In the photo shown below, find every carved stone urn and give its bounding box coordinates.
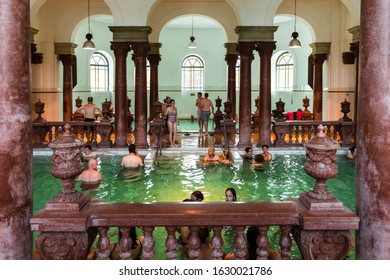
[47,123,89,212]
[300,124,342,210]
[34,99,46,122]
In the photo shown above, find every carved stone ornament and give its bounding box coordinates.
[48,124,85,204]
[303,125,340,200]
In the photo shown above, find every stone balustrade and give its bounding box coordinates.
[32,121,114,148]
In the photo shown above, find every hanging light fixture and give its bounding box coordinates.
[289,0,301,48]
[188,17,197,49]
[83,0,95,50]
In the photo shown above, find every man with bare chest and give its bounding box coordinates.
[200,92,214,134]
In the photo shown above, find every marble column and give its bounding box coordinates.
[256,42,276,147]
[310,43,330,121]
[224,43,238,120]
[235,42,255,148]
[356,0,390,260]
[55,43,77,122]
[0,0,32,259]
[348,25,360,122]
[132,42,151,149]
[148,43,162,121]
[110,42,131,147]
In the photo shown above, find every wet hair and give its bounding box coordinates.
[191,191,204,202]
[254,154,265,163]
[225,187,237,201]
[129,144,136,154]
[222,150,230,159]
[245,147,253,153]
[87,96,93,102]
[170,99,175,103]
[262,144,269,149]
[85,144,92,151]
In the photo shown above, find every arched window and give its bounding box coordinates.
[276,52,293,91]
[181,55,204,91]
[90,52,109,91]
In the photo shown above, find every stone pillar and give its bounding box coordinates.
[310,43,330,121]
[235,42,255,148]
[348,26,360,122]
[148,43,162,121]
[356,0,390,260]
[110,41,131,147]
[224,43,238,120]
[0,0,32,259]
[256,41,276,147]
[55,43,77,122]
[132,41,151,149]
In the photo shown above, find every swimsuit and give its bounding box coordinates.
[201,111,210,121]
[167,110,177,122]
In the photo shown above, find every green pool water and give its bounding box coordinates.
[32,153,356,259]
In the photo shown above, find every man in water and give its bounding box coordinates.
[121,144,144,168]
[199,92,214,134]
[76,158,102,189]
[203,147,220,163]
[261,144,272,161]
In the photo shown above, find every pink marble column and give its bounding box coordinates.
[356,0,390,260]
[311,54,327,121]
[224,43,238,120]
[147,48,161,120]
[256,42,276,147]
[111,42,131,147]
[132,42,150,149]
[236,42,256,148]
[58,54,76,122]
[0,0,32,259]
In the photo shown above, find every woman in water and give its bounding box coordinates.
[225,187,237,202]
[166,99,178,147]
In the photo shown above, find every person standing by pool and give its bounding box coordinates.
[195,92,203,133]
[261,144,272,161]
[121,144,144,168]
[166,99,178,147]
[200,92,214,134]
[77,96,102,121]
[76,158,102,189]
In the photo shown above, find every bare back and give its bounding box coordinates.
[200,98,213,112]
[121,154,144,168]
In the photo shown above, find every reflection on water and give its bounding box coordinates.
[33,153,356,259]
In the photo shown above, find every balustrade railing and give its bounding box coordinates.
[272,120,355,147]
[32,121,114,148]
[30,200,358,260]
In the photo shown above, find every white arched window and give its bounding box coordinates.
[276,52,294,91]
[90,52,109,91]
[181,55,204,91]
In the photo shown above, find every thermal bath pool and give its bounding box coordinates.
[33,152,356,259]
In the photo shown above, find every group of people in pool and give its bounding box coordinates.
[243,144,272,170]
[178,188,280,260]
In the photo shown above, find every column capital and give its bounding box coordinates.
[235,26,278,42]
[58,54,76,66]
[256,41,276,57]
[30,27,39,44]
[110,41,131,57]
[236,42,256,57]
[131,42,151,57]
[148,43,162,55]
[54,43,78,55]
[348,25,360,43]
[311,53,327,65]
[224,43,238,55]
[310,42,331,55]
[109,26,152,43]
